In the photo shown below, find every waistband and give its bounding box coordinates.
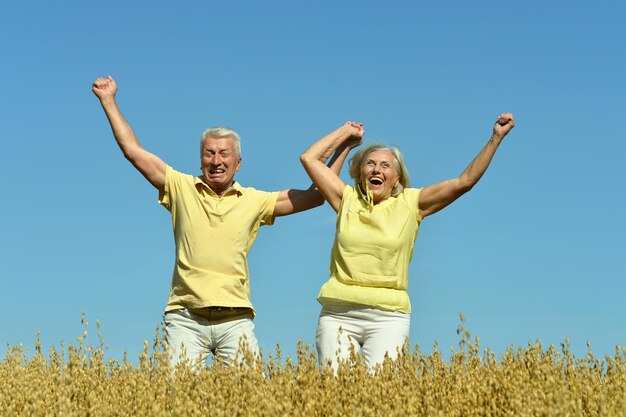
[186,306,253,322]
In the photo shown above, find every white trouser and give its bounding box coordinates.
[316,303,410,370]
[163,308,259,369]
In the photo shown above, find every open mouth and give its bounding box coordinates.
[368,177,383,186]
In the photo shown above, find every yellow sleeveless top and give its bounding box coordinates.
[317,184,422,313]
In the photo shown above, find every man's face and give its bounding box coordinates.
[200,136,241,195]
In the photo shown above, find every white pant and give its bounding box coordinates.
[163,308,259,369]
[316,303,410,370]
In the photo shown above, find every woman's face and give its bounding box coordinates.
[360,150,400,204]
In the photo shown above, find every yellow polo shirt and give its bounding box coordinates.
[159,166,278,314]
[317,184,422,313]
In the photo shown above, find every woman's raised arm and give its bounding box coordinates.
[419,113,515,218]
[300,122,364,212]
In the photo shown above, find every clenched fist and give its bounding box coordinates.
[92,76,117,101]
[493,112,515,139]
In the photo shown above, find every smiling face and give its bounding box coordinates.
[200,136,241,195]
[360,150,401,204]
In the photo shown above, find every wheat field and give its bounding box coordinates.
[1,316,624,417]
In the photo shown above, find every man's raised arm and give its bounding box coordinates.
[274,122,362,217]
[92,76,166,191]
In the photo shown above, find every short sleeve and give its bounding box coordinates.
[337,184,355,211]
[158,165,181,211]
[342,184,355,199]
[402,187,423,222]
[256,189,280,226]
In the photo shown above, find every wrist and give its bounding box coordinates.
[490,133,504,143]
[98,96,117,106]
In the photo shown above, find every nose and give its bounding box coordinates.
[210,154,222,165]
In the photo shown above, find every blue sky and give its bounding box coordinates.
[2,0,624,363]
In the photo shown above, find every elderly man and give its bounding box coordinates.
[92,76,352,367]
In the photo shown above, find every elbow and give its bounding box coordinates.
[312,190,325,207]
[301,187,325,208]
[122,145,144,165]
[299,153,311,167]
[300,152,319,169]
[454,177,476,196]
[459,181,476,194]
[279,188,324,216]
[123,148,139,164]
[457,174,481,194]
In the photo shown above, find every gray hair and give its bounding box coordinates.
[348,143,411,196]
[200,126,242,158]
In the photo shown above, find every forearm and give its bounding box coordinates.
[98,96,143,159]
[419,135,503,217]
[297,145,349,210]
[273,187,324,217]
[299,123,361,212]
[419,114,514,218]
[97,95,167,190]
[458,134,504,188]
[300,125,352,169]
[326,144,352,176]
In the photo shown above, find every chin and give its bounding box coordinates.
[208,180,226,188]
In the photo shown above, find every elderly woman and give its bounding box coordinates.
[300,114,515,369]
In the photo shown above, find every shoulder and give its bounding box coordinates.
[160,166,196,208]
[234,183,279,203]
[399,187,421,200]
[235,183,274,196]
[343,184,356,196]
[338,184,357,209]
[164,165,195,183]
[163,166,197,191]
[398,187,423,221]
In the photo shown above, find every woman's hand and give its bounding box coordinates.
[343,121,364,149]
[92,76,118,101]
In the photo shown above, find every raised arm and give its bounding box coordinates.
[273,124,359,217]
[92,76,166,191]
[418,113,515,219]
[298,122,364,212]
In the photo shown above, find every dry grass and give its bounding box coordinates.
[1,315,624,417]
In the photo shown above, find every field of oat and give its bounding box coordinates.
[2,316,624,417]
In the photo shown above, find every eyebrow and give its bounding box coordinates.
[365,158,392,164]
[203,147,233,153]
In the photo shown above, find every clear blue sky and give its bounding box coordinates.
[2,0,624,363]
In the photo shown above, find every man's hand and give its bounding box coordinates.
[493,112,515,139]
[92,76,117,101]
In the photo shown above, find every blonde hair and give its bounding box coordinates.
[348,143,411,195]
